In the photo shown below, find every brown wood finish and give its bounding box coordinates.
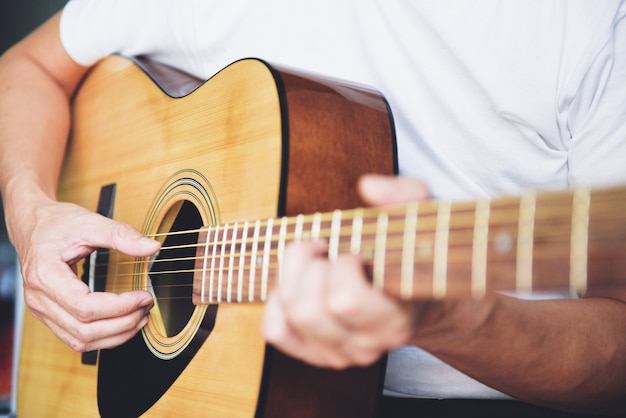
[256,65,395,418]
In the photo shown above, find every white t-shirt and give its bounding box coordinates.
[60,0,626,400]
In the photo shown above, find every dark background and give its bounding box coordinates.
[0,1,66,52]
[0,0,67,413]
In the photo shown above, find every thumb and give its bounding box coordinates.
[357,174,430,207]
[84,215,161,257]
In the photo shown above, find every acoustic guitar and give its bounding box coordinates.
[16,55,626,417]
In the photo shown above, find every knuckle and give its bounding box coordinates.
[22,268,42,291]
[343,341,381,367]
[289,305,319,329]
[263,325,285,345]
[277,292,314,327]
[351,351,380,367]
[325,292,358,319]
[358,342,384,363]
[128,314,146,334]
[72,300,95,323]
[68,323,98,351]
[324,355,351,370]
[66,335,90,352]
[110,222,137,243]
[338,335,386,368]
[23,290,38,310]
[105,332,134,350]
[25,306,44,323]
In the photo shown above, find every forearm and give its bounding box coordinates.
[413,295,626,415]
[0,49,70,200]
[0,52,71,253]
[0,12,88,251]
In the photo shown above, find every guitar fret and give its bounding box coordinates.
[295,214,304,240]
[570,188,591,294]
[227,223,238,303]
[329,210,343,261]
[209,225,221,302]
[350,208,364,254]
[217,224,228,303]
[261,218,274,301]
[237,221,249,303]
[277,217,288,284]
[373,212,389,290]
[516,192,536,292]
[471,200,490,298]
[200,226,212,304]
[401,202,418,299]
[312,212,322,240]
[249,220,261,302]
[433,202,451,299]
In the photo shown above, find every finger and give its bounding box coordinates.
[263,291,356,368]
[36,258,154,321]
[323,252,374,327]
[24,261,154,350]
[283,257,347,343]
[82,314,149,350]
[278,240,327,300]
[35,298,151,352]
[325,254,412,347]
[262,291,304,349]
[262,240,314,344]
[265,241,356,367]
[71,214,160,258]
[357,174,430,207]
[24,274,152,352]
[274,241,346,343]
[66,289,155,323]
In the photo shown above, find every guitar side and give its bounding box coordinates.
[17,56,397,417]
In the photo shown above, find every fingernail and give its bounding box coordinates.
[140,237,161,247]
[139,316,149,329]
[141,298,154,311]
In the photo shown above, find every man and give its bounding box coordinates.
[1,1,626,416]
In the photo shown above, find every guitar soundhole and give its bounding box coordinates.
[148,200,201,337]
[98,197,216,417]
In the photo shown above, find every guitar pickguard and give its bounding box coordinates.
[97,307,217,418]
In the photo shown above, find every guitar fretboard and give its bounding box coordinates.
[191,186,626,305]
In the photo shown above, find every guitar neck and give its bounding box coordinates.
[192,185,626,304]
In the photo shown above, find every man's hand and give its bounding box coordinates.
[11,197,160,352]
[262,174,431,368]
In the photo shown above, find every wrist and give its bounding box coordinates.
[2,173,56,248]
[408,297,497,353]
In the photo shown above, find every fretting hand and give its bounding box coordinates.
[262,174,433,368]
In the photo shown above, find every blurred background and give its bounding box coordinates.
[1,1,67,415]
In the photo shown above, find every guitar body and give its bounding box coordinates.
[17,56,396,417]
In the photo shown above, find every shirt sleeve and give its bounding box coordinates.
[59,0,184,66]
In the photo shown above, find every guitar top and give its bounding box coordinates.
[18,55,395,417]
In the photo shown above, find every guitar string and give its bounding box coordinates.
[87,218,606,272]
[83,192,622,297]
[86,225,594,296]
[90,196,595,276]
[129,188,597,252]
